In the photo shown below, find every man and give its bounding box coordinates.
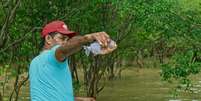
[29,20,117,101]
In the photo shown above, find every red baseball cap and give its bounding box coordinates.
[41,20,77,38]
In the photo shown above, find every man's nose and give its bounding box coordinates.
[62,41,67,45]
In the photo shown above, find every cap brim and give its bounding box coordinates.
[57,29,77,38]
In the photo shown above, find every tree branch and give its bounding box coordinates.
[0,27,41,53]
[0,0,21,48]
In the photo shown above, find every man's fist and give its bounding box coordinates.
[99,40,117,55]
[87,31,110,47]
[82,97,96,101]
[84,32,117,55]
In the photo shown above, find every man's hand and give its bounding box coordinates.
[86,31,110,48]
[100,42,117,55]
[75,97,96,101]
[86,31,117,55]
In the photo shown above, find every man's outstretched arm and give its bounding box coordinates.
[55,32,110,62]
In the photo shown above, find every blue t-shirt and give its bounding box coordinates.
[29,45,74,101]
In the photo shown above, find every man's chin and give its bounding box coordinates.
[52,44,60,47]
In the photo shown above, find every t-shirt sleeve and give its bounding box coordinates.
[47,45,67,66]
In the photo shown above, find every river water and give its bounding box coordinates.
[1,68,201,101]
[97,68,201,101]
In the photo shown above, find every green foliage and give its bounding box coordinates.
[73,81,81,95]
[161,51,200,79]
[1,0,201,99]
[161,50,201,95]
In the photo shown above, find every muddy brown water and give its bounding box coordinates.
[1,68,201,101]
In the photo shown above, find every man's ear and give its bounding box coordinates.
[45,35,53,45]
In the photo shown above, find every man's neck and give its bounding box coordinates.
[42,43,52,51]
